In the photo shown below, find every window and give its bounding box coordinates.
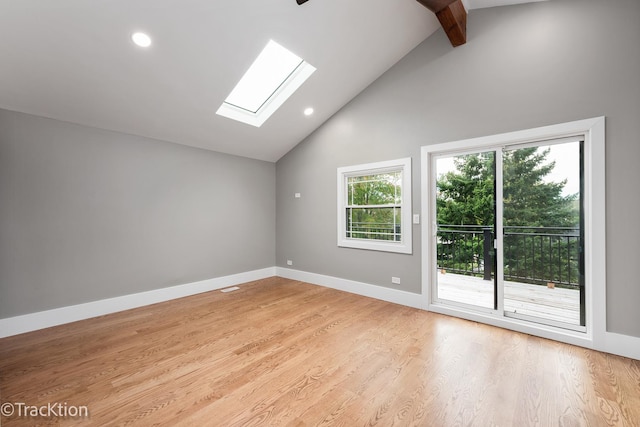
[216,40,316,127]
[337,158,412,254]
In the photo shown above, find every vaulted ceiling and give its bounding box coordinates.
[0,0,545,162]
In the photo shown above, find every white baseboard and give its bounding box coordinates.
[276,267,423,309]
[0,267,276,338]
[599,331,640,361]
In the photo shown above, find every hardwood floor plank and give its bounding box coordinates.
[1,277,639,426]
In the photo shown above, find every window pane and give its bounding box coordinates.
[347,171,401,206]
[338,157,411,254]
[503,140,583,326]
[346,207,401,241]
[435,151,496,310]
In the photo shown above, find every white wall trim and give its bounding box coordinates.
[276,267,423,309]
[426,302,594,348]
[0,267,276,338]
[601,331,640,361]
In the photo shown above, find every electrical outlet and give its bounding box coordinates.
[392,277,401,285]
[287,260,293,266]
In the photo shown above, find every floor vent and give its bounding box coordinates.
[220,286,240,293]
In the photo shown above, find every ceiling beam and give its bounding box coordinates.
[416,0,467,47]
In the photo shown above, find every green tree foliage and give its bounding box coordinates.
[502,148,577,228]
[437,148,578,228]
[436,152,495,226]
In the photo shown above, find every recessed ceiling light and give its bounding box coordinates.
[216,40,316,127]
[304,107,314,116]
[131,32,152,48]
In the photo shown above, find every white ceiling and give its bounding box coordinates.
[464,0,547,9]
[0,0,545,162]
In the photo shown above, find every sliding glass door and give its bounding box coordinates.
[432,138,585,331]
[435,151,496,311]
[502,139,584,329]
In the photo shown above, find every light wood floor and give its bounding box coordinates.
[1,277,639,426]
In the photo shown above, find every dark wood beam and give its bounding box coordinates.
[416,0,467,47]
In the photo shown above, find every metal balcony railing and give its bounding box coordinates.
[437,224,582,289]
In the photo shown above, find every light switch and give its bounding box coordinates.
[413,214,420,224]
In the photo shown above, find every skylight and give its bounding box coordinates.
[216,40,316,127]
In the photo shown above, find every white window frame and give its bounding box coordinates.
[216,40,316,127]
[421,117,606,349]
[337,157,412,254]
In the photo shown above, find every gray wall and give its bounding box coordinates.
[276,0,640,338]
[0,109,275,318]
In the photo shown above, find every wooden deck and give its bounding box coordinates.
[437,272,581,325]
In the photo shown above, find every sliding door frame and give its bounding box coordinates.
[421,117,606,349]
[431,149,498,314]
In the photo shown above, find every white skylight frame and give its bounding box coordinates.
[216,40,316,127]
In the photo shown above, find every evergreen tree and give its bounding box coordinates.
[502,147,577,228]
[437,152,495,227]
[436,148,578,228]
